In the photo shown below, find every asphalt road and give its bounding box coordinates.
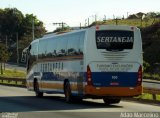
[0,85,160,118]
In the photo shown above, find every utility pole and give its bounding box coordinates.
[95,14,97,22]
[88,18,90,26]
[127,12,129,18]
[103,15,106,21]
[85,19,87,27]
[116,18,118,25]
[16,32,19,65]
[32,17,35,40]
[80,23,82,29]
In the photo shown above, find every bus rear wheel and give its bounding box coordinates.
[103,97,121,105]
[64,82,73,103]
[34,80,43,97]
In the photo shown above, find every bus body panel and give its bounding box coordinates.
[84,25,142,97]
[26,25,143,99]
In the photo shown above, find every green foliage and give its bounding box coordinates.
[143,60,150,72]
[53,26,71,33]
[90,18,160,28]
[0,8,24,35]
[136,93,160,101]
[0,43,10,62]
[143,73,160,80]
[0,43,10,74]
[0,7,46,63]
[0,69,26,78]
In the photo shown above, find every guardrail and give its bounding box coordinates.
[0,77,159,100]
[142,79,160,100]
[0,77,26,87]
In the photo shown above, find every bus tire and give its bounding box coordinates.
[64,81,73,103]
[34,80,43,97]
[103,97,121,105]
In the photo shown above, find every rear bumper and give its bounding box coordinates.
[85,85,142,97]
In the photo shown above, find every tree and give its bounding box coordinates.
[1,8,24,38]
[22,14,46,38]
[0,7,46,63]
[0,43,10,74]
[53,26,70,33]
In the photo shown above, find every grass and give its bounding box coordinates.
[143,73,160,80]
[0,80,24,85]
[135,93,160,101]
[0,69,26,78]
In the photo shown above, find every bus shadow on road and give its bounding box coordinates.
[0,95,123,112]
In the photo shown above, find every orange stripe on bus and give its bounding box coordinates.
[85,86,142,97]
[40,82,63,89]
[27,81,78,91]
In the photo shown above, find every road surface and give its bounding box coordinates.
[0,85,160,118]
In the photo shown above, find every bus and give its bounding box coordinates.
[25,25,143,104]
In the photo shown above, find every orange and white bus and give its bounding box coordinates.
[26,25,143,104]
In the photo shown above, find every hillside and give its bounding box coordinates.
[141,22,160,72]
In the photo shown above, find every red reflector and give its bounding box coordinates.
[87,65,92,85]
[96,25,99,30]
[137,65,142,86]
[131,27,135,31]
[110,82,119,86]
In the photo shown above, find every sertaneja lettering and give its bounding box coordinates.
[97,36,133,43]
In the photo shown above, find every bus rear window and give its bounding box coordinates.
[96,30,134,51]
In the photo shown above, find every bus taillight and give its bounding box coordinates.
[96,25,99,30]
[131,26,135,31]
[87,65,92,85]
[137,65,142,86]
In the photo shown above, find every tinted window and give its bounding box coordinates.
[67,33,80,56]
[47,37,58,57]
[29,41,38,67]
[56,36,68,57]
[96,30,134,51]
[39,39,47,59]
[79,31,85,54]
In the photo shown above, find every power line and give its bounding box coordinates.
[53,22,66,29]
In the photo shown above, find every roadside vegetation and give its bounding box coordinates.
[0,69,26,78]
[135,93,160,101]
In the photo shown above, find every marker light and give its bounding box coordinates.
[87,65,92,85]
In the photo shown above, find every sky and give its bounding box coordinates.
[0,0,160,32]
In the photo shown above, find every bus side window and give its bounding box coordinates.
[53,63,55,71]
[47,37,58,58]
[67,33,80,56]
[39,39,47,59]
[61,63,63,70]
[79,31,85,55]
[56,37,68,57]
